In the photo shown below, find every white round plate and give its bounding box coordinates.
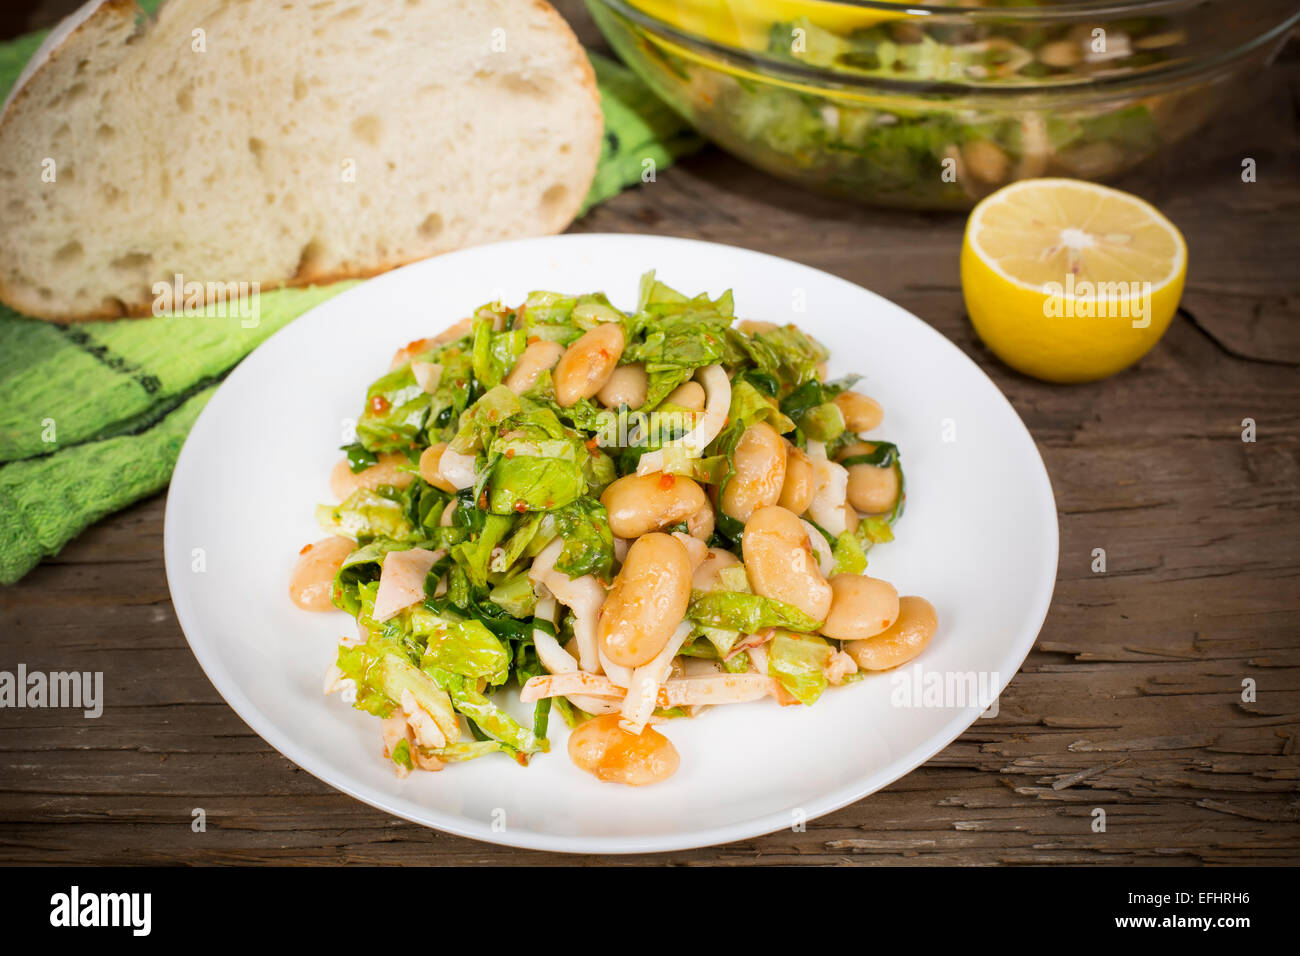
[165,234,1057,854]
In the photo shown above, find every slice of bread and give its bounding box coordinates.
[0,0,603,321]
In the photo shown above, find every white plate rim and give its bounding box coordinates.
[164,233,1059,855]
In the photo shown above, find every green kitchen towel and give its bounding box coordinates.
[0,10,703,584]
[0,388,215,583]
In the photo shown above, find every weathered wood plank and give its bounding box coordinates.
[0,1,1296,865]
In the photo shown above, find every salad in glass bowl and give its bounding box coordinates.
[588,0,1300,208]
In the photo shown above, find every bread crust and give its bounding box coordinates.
[0,0,605,323]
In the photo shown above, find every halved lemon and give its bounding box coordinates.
[961,178,1187,384]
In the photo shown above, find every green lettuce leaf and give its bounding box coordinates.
[722,650,750,673]
[425,740,519,762]
[485,454,585,514]
[411,605,511,686]
[779,376,859,443]
[832,530,869,576]
[356,365,431,452]
[569,293,627,331]
[695,624,742,658]
[753,325,829,388]
[767,631,835,705]
[317,487,417,542]
[330,539,413,616]
[336,643,459,742]
[428,668,543,755]
[391,738,413,769]
[449,511,514,589]
[471,316,527,389]
[449,384,521,454]
[488,570,538,618]
[687,589,823,633]
[637,271,735,321]
[340,441,378,473]
[552,497,615,580]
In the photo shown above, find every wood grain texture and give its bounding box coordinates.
[0,3,1297,865]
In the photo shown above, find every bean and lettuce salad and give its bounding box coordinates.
[291,272,923,785]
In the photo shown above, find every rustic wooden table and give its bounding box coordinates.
[1,3,1297,866]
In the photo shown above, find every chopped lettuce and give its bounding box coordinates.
[832,530,869,576]
[340,441,378,473]
[779,376,857,443]
[722,650,751,674]
[356,365,431,452]
[336,644,460,741]
[449,385,521,454]
[449,511,513,589]
[471,315,527,389]
[486,454,585,514]
[552,497,616,580]
[694,624,741,658]
[520,290,581,343]
[767,631,835,706]
[317,487,417,542]
[428,669,543,755]
[488,571,537,618]
[425,630,510,689]
[688,589,824,633]
[752,325,829,388]
[391,738,413,770]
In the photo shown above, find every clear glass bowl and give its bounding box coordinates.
[588,0,1300,209]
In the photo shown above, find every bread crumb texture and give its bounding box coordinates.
[0,0,603,320]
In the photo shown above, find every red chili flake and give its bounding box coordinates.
[527,336,541,346]
[514,501,529,513]
[298,543,313,555]
[584,437,599,452]
[369,395,391,415]
[657,473,676,491]
[478,491,488,509]
[505,448,516,459]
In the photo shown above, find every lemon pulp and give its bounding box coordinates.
[961,178,1187,384]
